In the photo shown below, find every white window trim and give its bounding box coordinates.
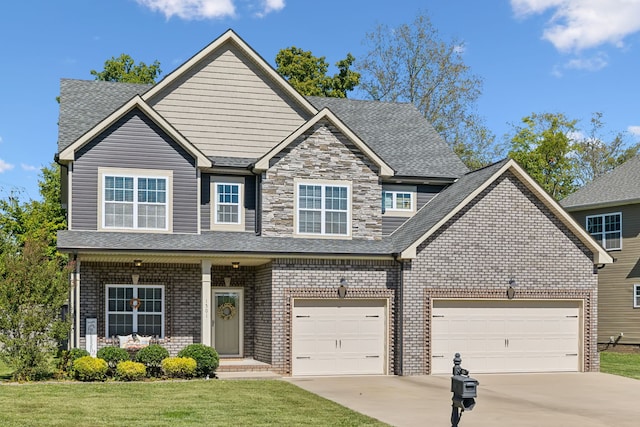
[211,176,245,231]
[634,284,640,309]
[294,179,352,238]
[98,168,173,232]
[105,284,165,338]
[382,186,417,218]
[585,212,622,251]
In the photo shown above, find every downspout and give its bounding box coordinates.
[75,257,81,350]
[255,173,262,236]
[393,254,404,375]
[69,253,78,349]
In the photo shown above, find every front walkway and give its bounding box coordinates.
[288,373,640,427]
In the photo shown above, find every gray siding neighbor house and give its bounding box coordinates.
[561,155,640,349]
[56,29,612,376]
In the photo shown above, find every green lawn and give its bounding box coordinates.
[600,351,640,380]
[0,379,388,426]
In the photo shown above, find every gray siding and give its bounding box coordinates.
[72,110,198,233]
[382,184,445,235]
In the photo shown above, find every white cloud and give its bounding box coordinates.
[0,159,14,173]
[511,0,640,52]
[21,163,38,172]
[551,52,608,77]
[256,0,285,17]
[135,0,236,20]
[628,125,640,136]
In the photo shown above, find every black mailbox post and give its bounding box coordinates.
[450,353,479,427]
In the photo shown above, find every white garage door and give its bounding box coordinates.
[431,300,580,374]
[292,299,386,376]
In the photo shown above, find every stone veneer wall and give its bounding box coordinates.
[78,262,201,355]
[210,266,256,357]
[261,123,383,240]
[401,172,599,375]
[270,258,399,375]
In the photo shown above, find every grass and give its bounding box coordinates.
[0,379,388,426]
[600,351,640,380]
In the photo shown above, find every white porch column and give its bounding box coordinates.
[201,259,212,346]
[75,263,81,349]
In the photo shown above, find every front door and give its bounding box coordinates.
[212,288,243,357]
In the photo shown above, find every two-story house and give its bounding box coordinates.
[561,155,640,350]
[56,29,612,376]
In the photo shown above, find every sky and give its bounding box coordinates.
[1,0,640,201]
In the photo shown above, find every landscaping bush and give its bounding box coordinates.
[73,356,108,382]
[161,357,197,379]
[135,344,169,377]
[97,346,129,374]
[57,348,90,377]
[177,344,219,378]
[115,360,146,381]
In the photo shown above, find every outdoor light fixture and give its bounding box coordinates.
[338,278,348,298]
[232,262,240,269]
[133,259,143,267]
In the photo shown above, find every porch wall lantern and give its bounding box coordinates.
[338,278,348,298]
[231,262,240,269]
[133,259,143,268]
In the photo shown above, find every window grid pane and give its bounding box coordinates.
[216,183,241,224]
[107,286,163,337]
[298,184,348,235]
[104,175,167,230]
[587,213,621,250]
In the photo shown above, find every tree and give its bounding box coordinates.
[357,11,494,169]
[275,47,360,98]
[0,238,71,381]
[506,112,578,200]
[572,112,640,187]
[90,53,161,84]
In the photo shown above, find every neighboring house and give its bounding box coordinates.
[56,29,612,376]
[561,155,640,349]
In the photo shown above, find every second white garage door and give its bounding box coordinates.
[292,299,386,376]
[431,300,581,374]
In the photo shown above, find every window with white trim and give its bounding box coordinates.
[586,212,622,250]
[106,285,164,337]
[297,182,349,236]
[634,285,640,308]
[215,183,241,224]
[383,190,413,212]
[102,174,168,230]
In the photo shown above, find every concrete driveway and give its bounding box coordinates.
[288,373,640,426]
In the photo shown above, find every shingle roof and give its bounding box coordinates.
[307,96,468,179]
[390,159,509,252]
[560,155,640,209]
[58,79,150,152]
[57,230,393,255]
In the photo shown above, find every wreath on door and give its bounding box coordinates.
[217,302,237,320]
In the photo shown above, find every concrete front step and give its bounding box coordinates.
[217,358,274,372]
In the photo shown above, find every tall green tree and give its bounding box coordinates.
[506,112,578,200]
[90,53,161,84]
[275,47,360,98]
[0,238,71,381]
[573,112,640,187]
[357,11,495,169]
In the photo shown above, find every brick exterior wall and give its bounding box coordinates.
[270,258,399,375]
[78,262,201,355]
[400,172,599,374]
[254,263,273,364]
[261,123,383,240]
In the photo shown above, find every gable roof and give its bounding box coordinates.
[560,154,640,210]
[392,159,613,265]
[58,95,211,167]
[308,96,468,179]
[253,107,394,177]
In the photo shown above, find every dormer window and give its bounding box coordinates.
[296,181,351,237]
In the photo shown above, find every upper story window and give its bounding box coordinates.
[211,177,245,231]
[297,181,350,236]
[383,190,413,212]
[106,285,164,338]
[635,285,640,308]
[586,212,622,250]
[100,168,172,231]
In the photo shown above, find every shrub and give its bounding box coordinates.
[73,356,108,382]
[177,344,219,378]
[135,344,169,377]
[116,360,146,381]
[97,346,129,374]
[162,357,197,379]
[57,348,90,377]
